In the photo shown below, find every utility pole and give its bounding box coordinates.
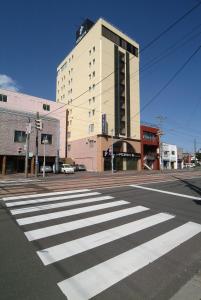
[111,129,114,173]
[155,115,166,171]
[25,118,31,178]
[194,138,197,165]
[35,112,39,177]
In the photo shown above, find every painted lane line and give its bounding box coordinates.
[25,206,149,241]
[6,192,100,207]
[16,200,129,226]
[37,213,174,265]
[130,184,201,200]
[57,221,201,300]
[10,196,114,215]
[2,189,90,201]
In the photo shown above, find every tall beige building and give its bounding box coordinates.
[56,18,141,171]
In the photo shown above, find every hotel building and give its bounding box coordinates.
[56,18,141,171]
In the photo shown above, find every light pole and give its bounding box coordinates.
[42,137,48,178]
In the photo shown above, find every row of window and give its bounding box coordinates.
[89,84,95,91]
[14,131,52,144]
[89,59,95,67]
[67,123,95,137]
[88,109,95,117]
[0,94,7,102]
[102,25,138,57]
[89,46,95,55]
[89,97,95,105]
[89,71,95,80]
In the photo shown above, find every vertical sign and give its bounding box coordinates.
[102,113,106,134]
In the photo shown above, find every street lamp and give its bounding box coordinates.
[42,137,48,178]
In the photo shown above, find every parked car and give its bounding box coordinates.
[61,164,75,174]
[40,165,53,173]
[77,164,86,171]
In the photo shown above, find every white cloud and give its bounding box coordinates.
[0,74,20,91]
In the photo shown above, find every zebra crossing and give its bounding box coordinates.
[2,188,201,300]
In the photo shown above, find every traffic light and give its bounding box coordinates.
[35,119,43,130]
[17,147,23,154]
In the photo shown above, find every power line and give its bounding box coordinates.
[133,44,201,117]
[42,2,201,118]
[140,1,201,52]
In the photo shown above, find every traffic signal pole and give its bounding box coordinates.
[35,112,39,177]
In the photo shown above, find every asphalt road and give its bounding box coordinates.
[0,176,201,300]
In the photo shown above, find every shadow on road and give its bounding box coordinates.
[172,176,201,205]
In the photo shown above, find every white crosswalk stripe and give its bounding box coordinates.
[5,188,201,300]
[10,195,114,215]
[25,206,149,241]
[16,200,129,225]
[37,212,175,265]
[2,188,90,201]
[5,191,100,207]
[57,222,201,300]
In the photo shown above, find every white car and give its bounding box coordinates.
[61,164,75,174]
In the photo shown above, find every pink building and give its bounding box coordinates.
[0,89,67,174]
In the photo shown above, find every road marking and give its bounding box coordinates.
[16,200,129,225]
[130,185,201,200]
[10,196,114,215]
[37,213,174,265]
[57,221,201,300]
[6,192,100,207]
[25,206,149,241]
[2,189,90,201]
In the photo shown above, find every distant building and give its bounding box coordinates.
[56,18,141,171]
[140,125,160,170]
[0,89,66,174]
[161,143,177,169]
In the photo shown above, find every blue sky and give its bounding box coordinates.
[0,0,201,152]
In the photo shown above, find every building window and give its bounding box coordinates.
[88,111,91,117]
[92,71,95,77]
[92,109,95,116]
[89,98,91,105]
[93,46,95,52]
[93,58,95,65]
[172,151,175,155]
[67,144,71,151]
[43,104,50,111]
[89,62,92,68]
[14,131,26,143]
[89,86,91,91]
[89,49,91,55]
[92,84,95,89]
[41,134,52,144]
[92,96,95,103]
[89,74,92,80]
[67,131,71,138]
[89,123,94,133]
[0,94,7,102]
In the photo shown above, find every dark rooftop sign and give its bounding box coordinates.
[76,19,94,44]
